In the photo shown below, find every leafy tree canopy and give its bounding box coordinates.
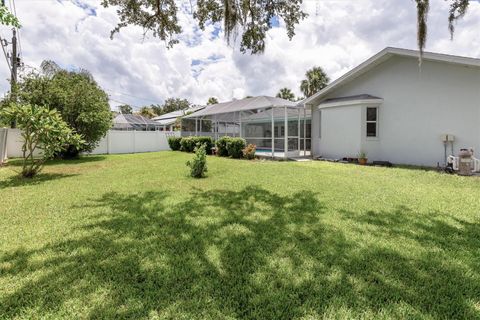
[137,106,158,118]
[300,66,329,98]
[276,87,295,101]
[0,6,20,28]
[13,61,112,155]
[207,97,219,105]
[101,0,307,54]
[153,97,191,116]
[118,104,133,114]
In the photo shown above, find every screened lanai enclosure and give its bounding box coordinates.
[182,96,311,159]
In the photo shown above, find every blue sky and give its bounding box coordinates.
[1,0,480,110]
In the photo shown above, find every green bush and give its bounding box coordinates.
[243,144,256,160]
[227,138,246,159]
[186,145,208,178]
[167,136,182,151]
[17,63,112,157]
[180,137,196,152]
[215,136,231,157]
[180,136,213,153]
[194,136,214,154]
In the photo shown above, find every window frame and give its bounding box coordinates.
[366,106,379,139]
[318,109,322,139]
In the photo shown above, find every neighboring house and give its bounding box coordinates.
[113,114,162,131]
[304,47,480,167]
[152,106,205,131]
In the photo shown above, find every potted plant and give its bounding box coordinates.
[357,151,368,165]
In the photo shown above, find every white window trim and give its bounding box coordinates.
[318,109,322,139]
[366,106,379,140]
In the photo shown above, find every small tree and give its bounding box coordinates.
[118,104,133,114]
[15,63,112,157]
[1,104,83,178]
[186,144,208,178]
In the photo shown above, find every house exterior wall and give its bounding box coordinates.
[311,56,480,166]
[314,105,362,159]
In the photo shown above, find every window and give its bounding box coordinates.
[366,107,378,137]
[318,110,322,138]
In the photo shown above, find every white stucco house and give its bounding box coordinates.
[304,47,480,167]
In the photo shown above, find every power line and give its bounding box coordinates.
[0,35,12,74]
[108,97,143,110]
[104,88,161,104]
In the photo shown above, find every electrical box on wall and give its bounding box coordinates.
[441,134,455,142]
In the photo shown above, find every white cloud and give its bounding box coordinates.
[1,0,480,109]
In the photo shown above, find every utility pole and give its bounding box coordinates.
[10,28,17,101]
[9,28,17,128]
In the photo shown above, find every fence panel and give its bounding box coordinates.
[89,130,179,155]
[5,129,179,158]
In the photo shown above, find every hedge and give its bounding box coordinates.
[226,138,246,158]
[180,136,214,154]
[215,136,230,157]
[167,136,182,151]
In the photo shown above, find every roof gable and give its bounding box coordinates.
[304,47,480,106]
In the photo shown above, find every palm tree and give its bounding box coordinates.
[276,88,296,101]
[207,97,219,105]
[300,66,330,98]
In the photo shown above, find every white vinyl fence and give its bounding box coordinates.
[89,130,179,155]
[5,129,179,158]
[0,128,8,164]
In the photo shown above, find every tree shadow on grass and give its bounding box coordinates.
[0,172,78,189]
[45,155,108,166]
[0,188,479,319]
[4,155,107,168]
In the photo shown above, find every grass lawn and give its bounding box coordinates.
[1,151,479,319]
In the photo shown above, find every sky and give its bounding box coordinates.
[1,0,480,111]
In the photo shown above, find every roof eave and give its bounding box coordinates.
[318,98,383,109]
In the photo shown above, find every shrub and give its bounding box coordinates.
[243,144,256,160]
[227,138,246,159]
[180,136,196,152]
[168,136,182,151]
[180,136,213,153]
[194,136,214,154]
[186,144,208,178]
[17,64,112,157]
[216,136,231,157]
[0,104,83,178]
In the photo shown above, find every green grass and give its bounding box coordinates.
[1,152,479,319]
